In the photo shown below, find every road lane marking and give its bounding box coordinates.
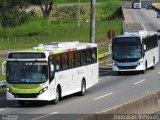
[30,112,59,120]
[132,10,147,31]
[106,76,111,78]
[0,109,5,112]
[99,76,111,81]
[93,93,113,101]
[0,97,6,100]
[158,71,160,74]
[133,79,145,85]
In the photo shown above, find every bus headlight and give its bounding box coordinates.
[39,86,48,95]
[137,62,141,66]
[7,88,13,94]
[113,62,118,67]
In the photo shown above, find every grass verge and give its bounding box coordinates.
[0,19,122,50]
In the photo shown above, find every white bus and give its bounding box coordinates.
[4,42,98,105]
[112,31,159,74]
[132,0,141,9]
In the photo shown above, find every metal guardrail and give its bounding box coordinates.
[0,80,5,90]
[152,5,160,12]
[98,51,111,59]
[98,44,112,59]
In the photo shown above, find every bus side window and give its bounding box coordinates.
[92,48,97,63]
[68,52,75,68]
[86,50,92,64]
[54,54,62,71]
[62,53,68,70]
[74,51,80,67]
[155,35,158,47]
[80,51,86,66]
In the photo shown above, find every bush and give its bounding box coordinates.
[96,1,122,21]
[52,5,86,23]
[1,9,30,28]
[0,0,31,28]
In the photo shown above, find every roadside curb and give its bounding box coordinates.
[80,91,160,120]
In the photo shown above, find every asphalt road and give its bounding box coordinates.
[131,8,160,31]
[1,8,160,120]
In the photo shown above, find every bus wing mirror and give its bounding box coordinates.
[2,61,6,75]
[50,65,55,80]
[144,45,146,50]
[50,65,54,72]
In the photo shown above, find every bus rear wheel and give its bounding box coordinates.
[151,57,155,70]
[79,80,86,96]
[145,61,147,71]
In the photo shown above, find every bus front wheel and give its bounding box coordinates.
[18,100,26,106]
[53,88,60,104]
[117,71,122,75]
[142,61,147,74]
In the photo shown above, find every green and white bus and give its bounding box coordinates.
[4,42,98,105]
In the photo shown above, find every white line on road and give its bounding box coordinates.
[99,76,111,81]
[30,112,59,120]
[0,109,5,112]
[132,10,147,31]
[158,71,160,74]
[106,76,111,78]
[0,97,6,100]
[133,79,145,85]
[93,93,113,101]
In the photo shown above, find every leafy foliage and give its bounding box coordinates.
[30,0,55,19]
[52,5,86,23]
[96,1,122,21]
[0,0,30,28]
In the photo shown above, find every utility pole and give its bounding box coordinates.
[78,0,81,28]
[90,0,96,43]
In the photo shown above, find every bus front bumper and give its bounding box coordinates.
[6,90,56,101]
[112,63,144,72]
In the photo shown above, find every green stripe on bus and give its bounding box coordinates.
[9,84,43,94]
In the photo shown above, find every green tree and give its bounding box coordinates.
[32,0,55,19]
[0,0,30,27]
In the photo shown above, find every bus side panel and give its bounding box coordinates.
[86,63,99,89]
[155,47,159,64]
[56,71,71,97]
[144,47,159,69]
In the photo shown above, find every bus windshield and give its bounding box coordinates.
[134,0,140,3]
[6,61,48,84]
[112,37,142,62]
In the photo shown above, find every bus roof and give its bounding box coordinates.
[115,31,157,38]
[10,42,97,54]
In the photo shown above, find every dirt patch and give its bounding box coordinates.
[0,51,10,59]
[97,39,112,49]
